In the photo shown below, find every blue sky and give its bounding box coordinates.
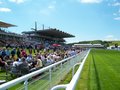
[0,0,120,43]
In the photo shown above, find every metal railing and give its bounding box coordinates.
[51,49,90,90]
[72,63,81,77]
[0,51,87,90]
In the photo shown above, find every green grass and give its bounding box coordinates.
[59,65,79,84]
[76,49,120,90]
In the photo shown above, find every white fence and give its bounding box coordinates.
[51,49,90,90]
[0,51,88,90]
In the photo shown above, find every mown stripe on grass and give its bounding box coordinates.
[76,49,120,90]
[91,51,101,90]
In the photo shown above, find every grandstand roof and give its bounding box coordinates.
[23,28,75,38]
[0,21,16,28]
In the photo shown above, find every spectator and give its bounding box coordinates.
[19,57,29,75]
[11,48,16,58]
[21,49,27,57]
[12,58,21,67]
[26,55,32,63]
[5,48,10,58]
[0,57,8,67]
[35,57,43,69]
[1,47,6,59]
[17,48,21,58]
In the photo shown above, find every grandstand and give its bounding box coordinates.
[22,28,75,44]
[0,21,75,48]
[0,21,23,47]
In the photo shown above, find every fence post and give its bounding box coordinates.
[72,63,81,77]
[49,68,52,89]
[60,63,63,79]
[24,79,28,90]
[61,63,63,70]
[72,65,75,77]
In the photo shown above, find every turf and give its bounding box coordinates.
[76,49,120,90]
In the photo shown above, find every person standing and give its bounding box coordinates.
[5,48,10,58]
[11,48,16,59]
[17,48,21,58]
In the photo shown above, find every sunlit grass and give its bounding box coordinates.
[76,49,120,90]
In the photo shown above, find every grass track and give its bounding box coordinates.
[76,49,120,90]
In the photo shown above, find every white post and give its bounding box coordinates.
[49,68,52,89]
[61,63,63,70]
[72,63,81,77]
[60,63,63,79]
[24,79,28,90]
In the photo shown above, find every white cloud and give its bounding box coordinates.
[112,2,120,6]
[79,0,102,4]
[114,17,120,20]
[104,35,118,41]
[0,8,11,12]
[9,0,25,4]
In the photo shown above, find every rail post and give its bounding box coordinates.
[72,63,81,77]
[24,79,28,90]
[49,68,52,89]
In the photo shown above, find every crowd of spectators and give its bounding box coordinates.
[0,46,80,77]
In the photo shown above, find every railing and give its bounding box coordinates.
[0,51,87,90]
[72,63,81,77]
[51,49,90,90]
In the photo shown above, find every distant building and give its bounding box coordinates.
[73,44,104,48]
[107,46,120,50]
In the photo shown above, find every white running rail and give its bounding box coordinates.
[51,49,90,90]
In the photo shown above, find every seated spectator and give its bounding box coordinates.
[30,57,43,72]
[35,57,43,69]
[0,57,8,68]
[40,54,47,66]
[3,56,12,65]
[12,58,22,67]
[64,53,68,59]
[46,56,54,65]
[26,54,33,63]
[11,60,20,75]
[19,57,29,75]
